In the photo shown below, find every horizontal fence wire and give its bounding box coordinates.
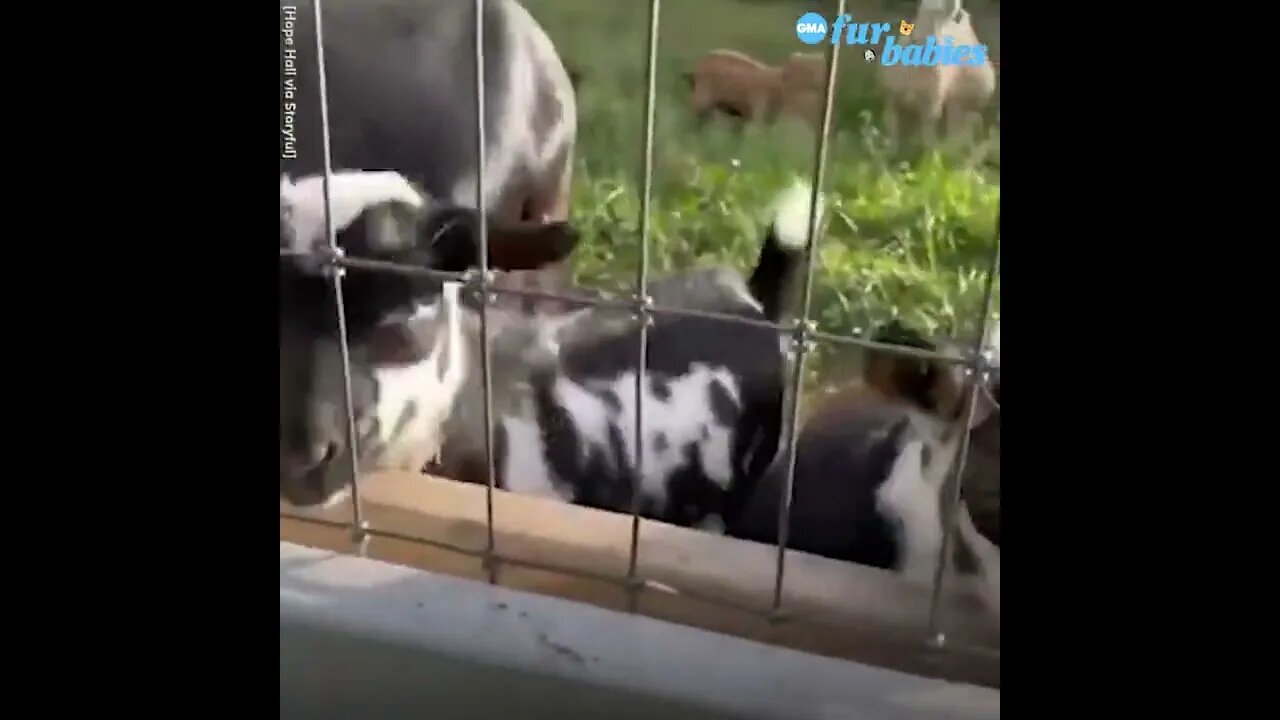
[281,247,983,366]
[290,0,999,672]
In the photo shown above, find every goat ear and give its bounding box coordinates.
[864,320,944,411]
[417,209,580,273]
[486,220,580,271]
[866,321,998,427]
[870,319,934,351]
[864,350,939,412]
[415,206,482,273]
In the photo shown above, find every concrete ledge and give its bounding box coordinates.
[281,541,1000,720]
[281,471,999,688]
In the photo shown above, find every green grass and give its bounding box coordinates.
[523,0,1001,386]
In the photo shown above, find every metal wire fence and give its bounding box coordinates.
[280,0,1001,665]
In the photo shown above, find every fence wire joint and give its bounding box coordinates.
[631,293,654,327]
[318,244,347,280]
[789,319,818,354]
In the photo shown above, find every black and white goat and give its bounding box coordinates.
[279,171,579,507]
[432,182,819,531]
[728,321,1001,617]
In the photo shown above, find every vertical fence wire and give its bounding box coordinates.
[770,0,847,614]
[310,0,367,541]
[926,217,1000,642]
[625,0,663,586]
[474,0,499,579]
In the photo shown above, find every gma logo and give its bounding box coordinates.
[796,19,826,35]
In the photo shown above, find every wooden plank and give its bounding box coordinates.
[280,471,999,689]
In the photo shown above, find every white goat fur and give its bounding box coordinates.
[281,171,469,500]
[876,402,999,618]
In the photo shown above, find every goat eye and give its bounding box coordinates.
[428,214,467,249]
